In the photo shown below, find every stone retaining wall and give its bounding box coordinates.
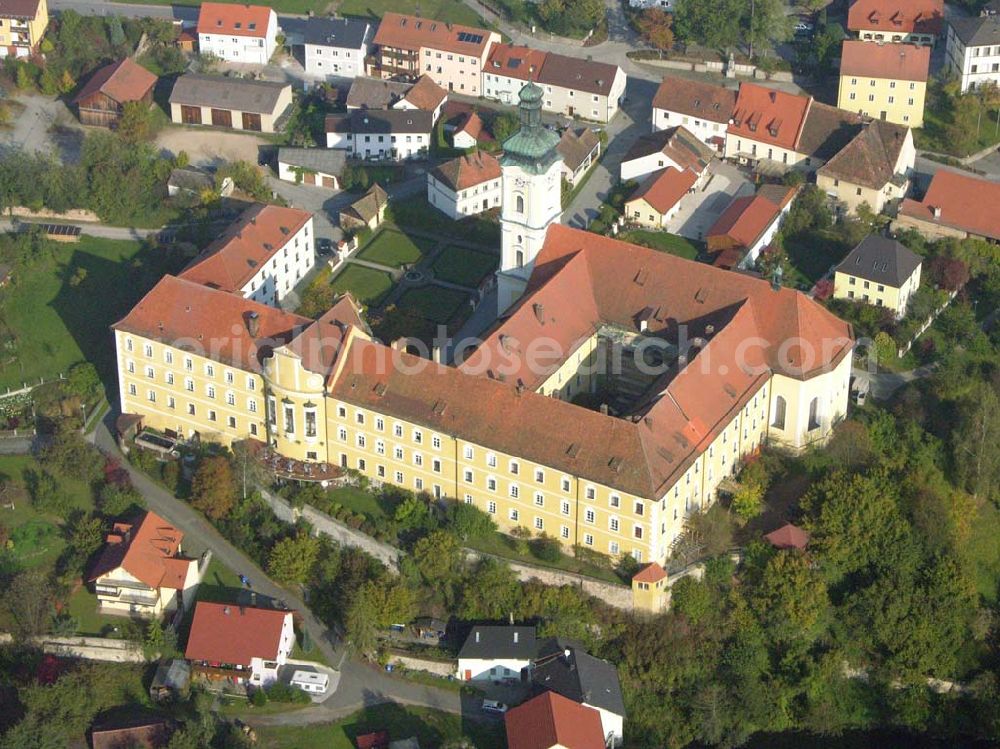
[388,652,456,678]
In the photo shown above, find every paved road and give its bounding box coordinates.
[0,218,160,240]
[853,364,937,402]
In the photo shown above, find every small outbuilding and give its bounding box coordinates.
[73,58,157,128]
[339,183,389,232]
[290,669,329,694]
[277,147,346,189]
[764,522,810,551]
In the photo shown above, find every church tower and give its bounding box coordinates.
[496,81,563,315]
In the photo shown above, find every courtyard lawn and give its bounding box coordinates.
[396,286,470,325]
[0,236,176,391]
[337,0,487,27]
[356,230,437,269]
[620,230,703,260]
[782,229,851,290]
[256,703,505,749]
[331,264,395,306]
[430,245,498,288]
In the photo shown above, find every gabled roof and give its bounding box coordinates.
[179,204,312,293]
[346,77,411,110]
[840,40,930,81]
[652,75,737,124]
[168,167,214,192]
[847,0,943,35]
[505,691,605,749]
[835,234,922,286]
[626,167,697,215]
[557,127,600,172]
[533,640,626,718]
[707,184,797,249]
[454,111,494,143]
[950,13,1000,47]
[91,719,173,749]
[284,294,367,386]
[112,275,310,373]
[169,74,290,115]
[796,101,865,162]
[399,75,448,112]
[300,16,369,48]
[632,561,667,583]
[88,511,193,590]
[764,522,810,550]
[278,146,347,176]
[458,626,537,660]
[197,2,274,38]
[326,108,434,135]
[342,183,389,224]
[538,51,621,97]
[486,43,547,81]
[373,12,496,56]
[729,82,811,151]
[185,602,291,667]
[432,151,501,191]
[623,125,714,174]
[0,0,42,19]
[818,119,910,190]
[898,169,1000,241]
[74,58,157,106]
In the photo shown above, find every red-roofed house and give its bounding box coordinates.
[186,602,294,687]
[73,58,157,127]
[88,511,203,618]
[179,203,315,306]
[451,111,493,149]
[895,169,1000,242]
[624,167,698,228]
[505,691,606,749]
[838,40,930,127]
[428,151,502,219]
[848,0,944,46]
[706,183,798,268]
[197,2,278,64]
[631,562,668,612]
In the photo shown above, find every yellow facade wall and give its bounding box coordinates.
[833,265,921,319]
[0,0,48,55]
[837,74,926,127]
[535,334,601,400]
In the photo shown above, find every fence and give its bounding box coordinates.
[897,289,958,358]
[0,374,67,402]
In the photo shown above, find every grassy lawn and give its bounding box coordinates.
[256,703,505,749]
[396,286,471,325]
[0,236,173,391]
[65,585,128,637]
[620,230,704,261]
[967,499,1000,604]
[338,0,487,27]
[914,84,1000,158]
[327,485,394,522]
[430,245,498,288]
[331,264,395,306]
[783,229,851,290]
[357,230,438,269]
[466,531,624,585]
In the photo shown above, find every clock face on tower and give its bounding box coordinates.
[514,176,527,188]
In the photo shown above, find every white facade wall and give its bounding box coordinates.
[738,200,793,268]
[198,12,277,64]
[328,131,430,160]
[248,612,294,686]
[767,352,852,453]
[620,151,689,182]
[484,68,626,123]
[427,174,502,219]
[239,218,315,306]
[304,39,367,78]
[946,24,1000,92]
[652,107,729,147]
[482,71,525,105]
[394,96,446,126]
[589,704,624,746]
[277,161,340,189]
[457,657,530,681]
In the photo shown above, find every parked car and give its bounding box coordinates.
[794,20,815,35]
[317,238,334,255]
[482,700,509,714]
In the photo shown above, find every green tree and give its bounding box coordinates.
[345,579,415,656]
[745,0,790,55]
[107,15,126,48]
[457,558,521,620]
[190,455,236,520]
[750,549,828,641]
[669,576,713,625]
[41,422,102,482]
[492,112,520,143]
[64,514,105,572]
[446,501,497,541]
[15,63,34,90]
[98,482,145,518]
[953,382,1000,502]
[267,534,321,585]
[66,361,101,402]
[117,100,157,143]
[4,569,53,637]
[26,469,73,518]
[636,8,674,56]
[731,482,764,522]
[673,0,743,51]
[411,530,462,587]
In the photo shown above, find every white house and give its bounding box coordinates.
[457,625,536,682]
[652,75,736,149]
[180,204,316,307]
[196,2,278,65]
[428,151,502,219]
[946,8,1000,92]
[392,75,448,125]
[706,183,798,269]
[185,602,294,687]
[87,511,203,618]
[300,17,371,79]
[325,109,433,160]
[619,125,714,182]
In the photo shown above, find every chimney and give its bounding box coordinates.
[705,324,715,337]
[475,631,480,643]
[513,631,519,643]
[533,303,545,325]
[247,311,260,337]
[600,403,609,415]
[678,353,688,367]
[769,90,776,102]
[563,648,572,659]
[515,380,525,396]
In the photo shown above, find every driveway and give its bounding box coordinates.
[666,162,753,240]
[156,128,268,168]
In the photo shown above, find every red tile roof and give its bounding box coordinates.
[898,169,1000,241]
[285,295,367,387]
[505,691,605,749]
[91,720,172,749]
[112,275,311,373]
[840,40,930,81]
[707,184,797,251]
[373,12,496,56]
[74,58,157,107]
[632,562,667,583]
[197,2,274,38]
[88,511,194,590]
[626,167,697,215]
[847,0,944,35]
[729,83,811,152]
[652,75,736,123]
[401,75,448,112]
[185,602,291,667]
[432,150,501,191]
[486,43,547,81]
[180,204,312,293]
[764,522,810,550]
[455,111,494,142]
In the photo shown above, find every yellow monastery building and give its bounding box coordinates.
[113,89,854,567]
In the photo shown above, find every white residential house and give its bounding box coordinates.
[300,17,371,78]
[428,151,502,219]
[457,626,536,682]
[619,125,715,182]
[196,2,278,65]
[946,8,1000,92]
[185,602,295,687]
[179,204,316,307]
[651,75,737,149]
[326,109,433,160]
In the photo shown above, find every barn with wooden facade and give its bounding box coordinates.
[73,58,157,128]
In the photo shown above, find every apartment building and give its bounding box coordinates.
[179,203,315,307]
[325,108,433,160]
[946,5,1000,92]
[428,151,502,219]
[833,235,923,318]
[369,12,499,96]
[0,0,48,57]
[847,0,943,46]
[838,40,929,126]
[651,75,736,149]
[196,2,278,65]
[299,16,370,78]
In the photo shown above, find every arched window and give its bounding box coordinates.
[771,395,786,430]
[515,250,524,268]
[515,194,525,213]
[808,397,820,431]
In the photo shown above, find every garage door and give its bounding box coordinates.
[322,176,336,188]
[303,172,315,185]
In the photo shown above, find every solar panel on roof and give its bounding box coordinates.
[457,31,483,43]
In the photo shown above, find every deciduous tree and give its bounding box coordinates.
[267,534,321,585]
[190,456,236,520]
